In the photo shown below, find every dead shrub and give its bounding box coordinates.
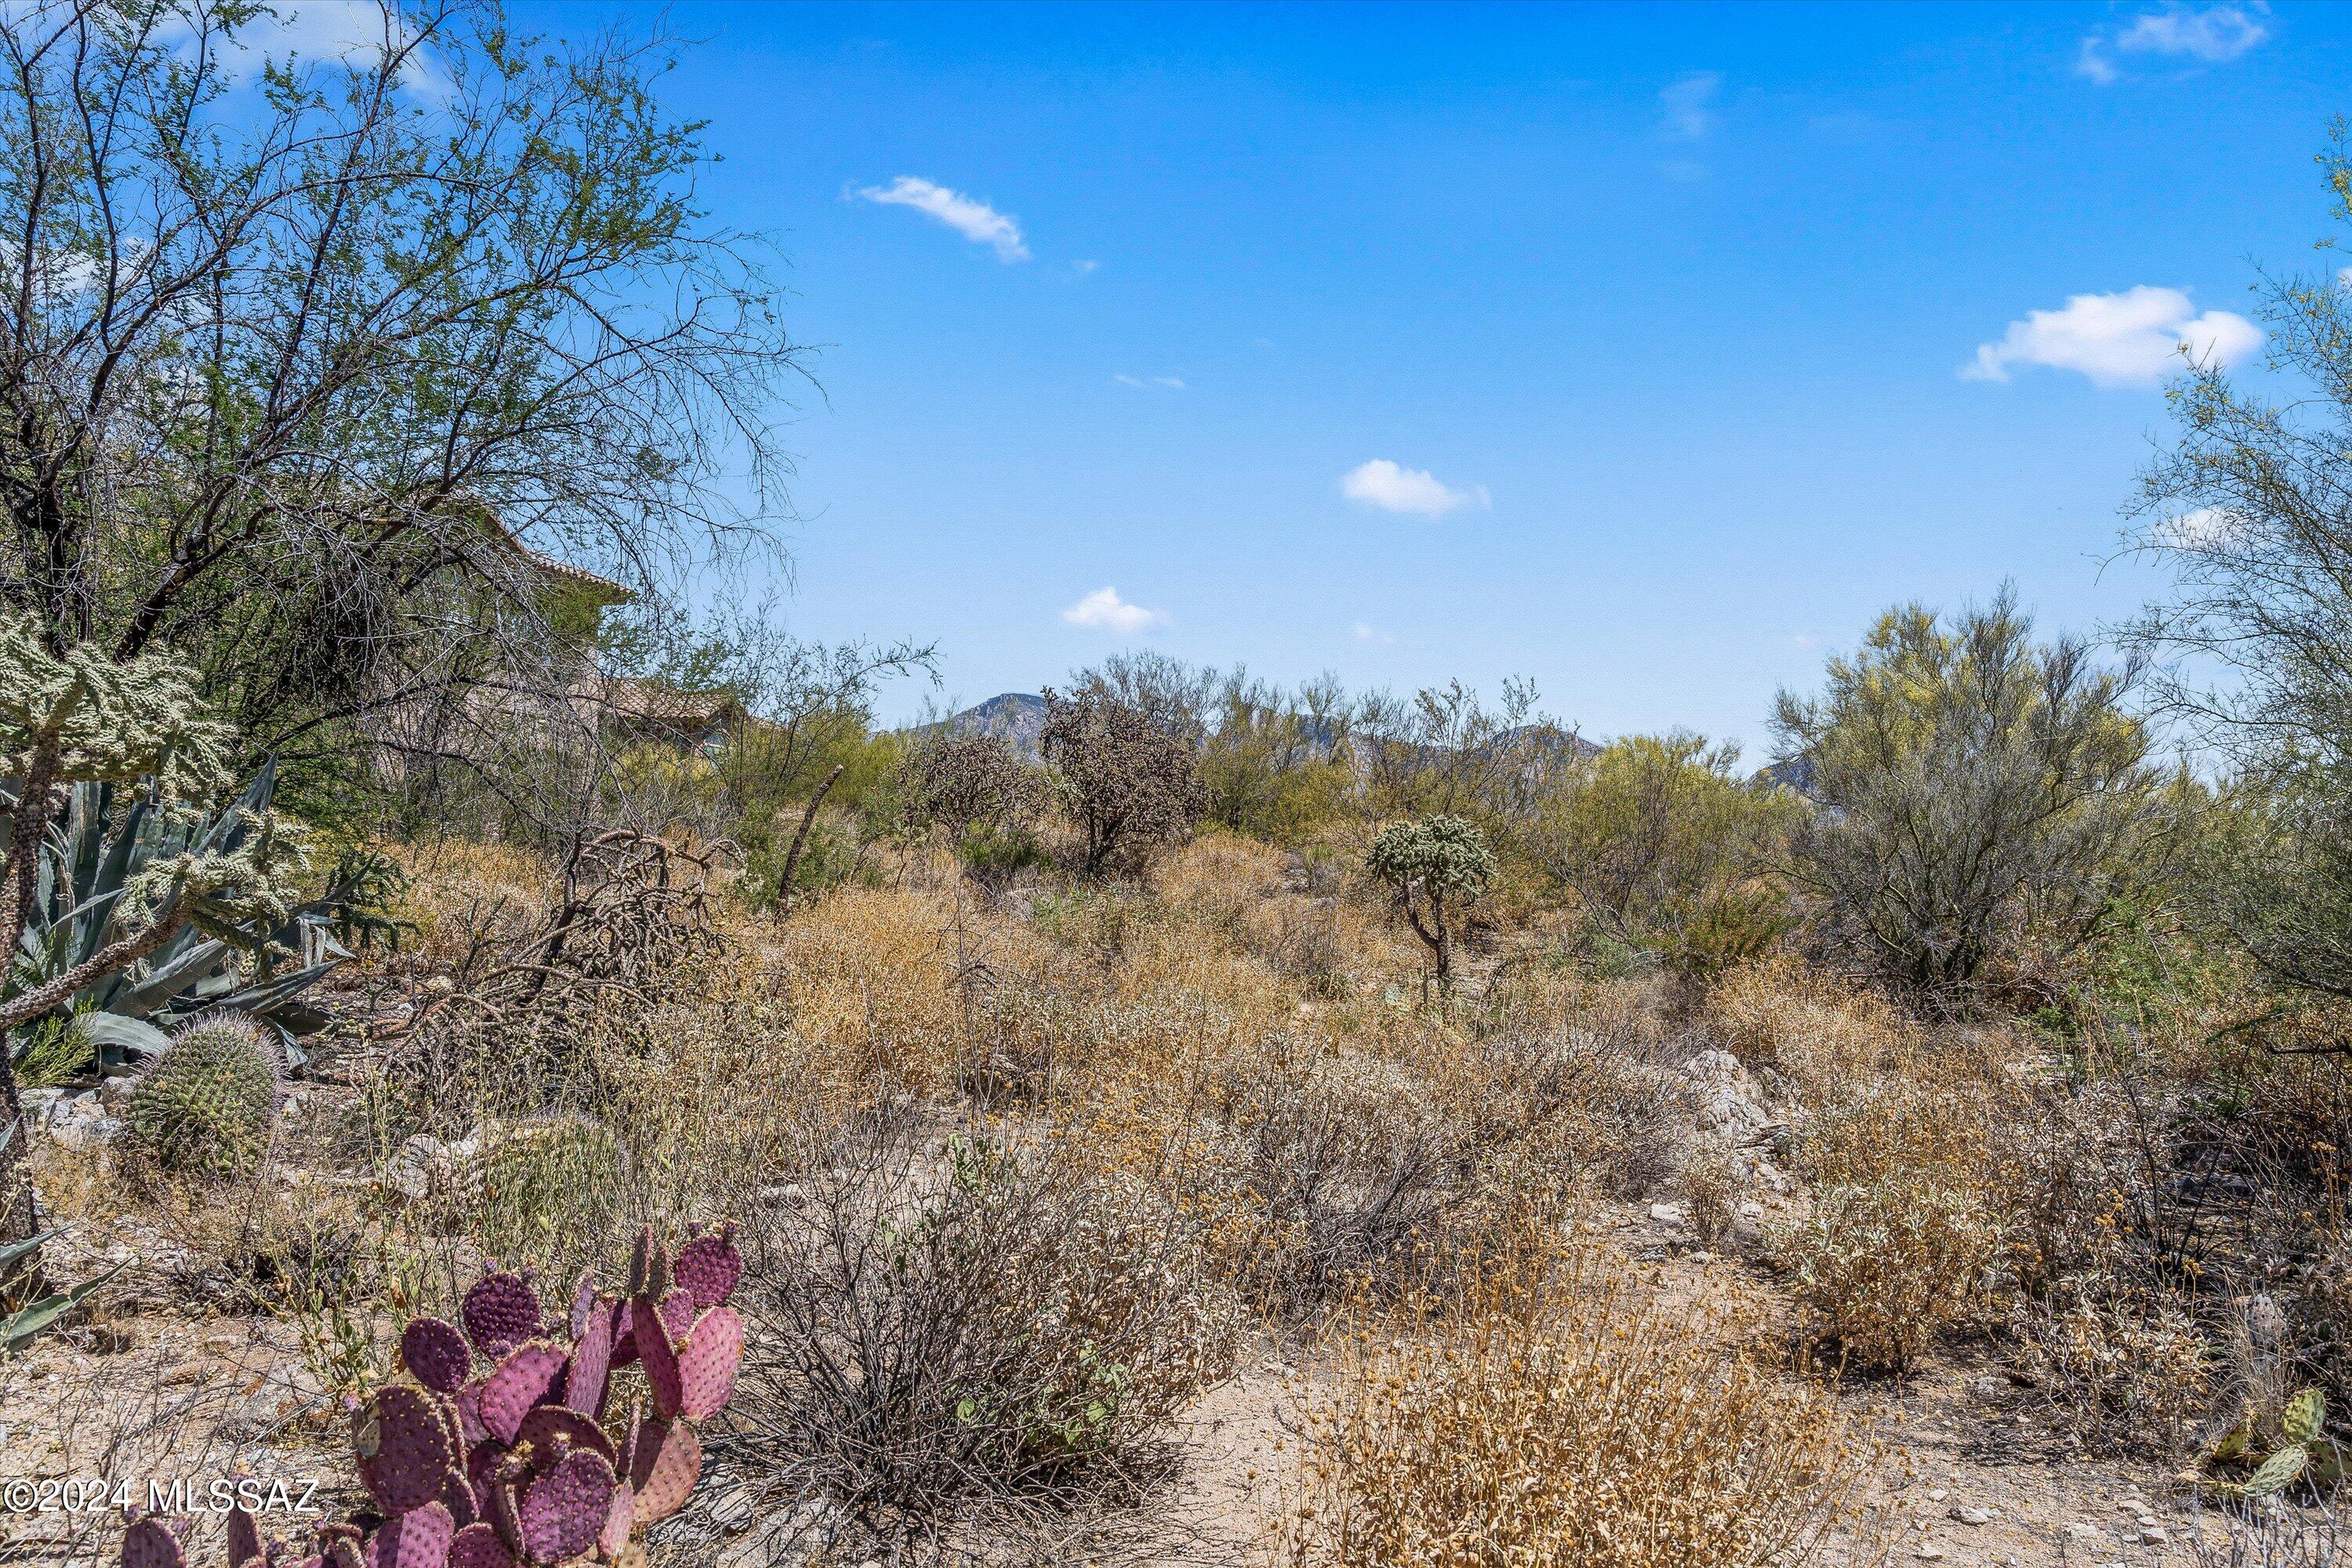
[1774,1173,1998,1373]
[724,1103,1243,1552]
[1276,1243,1854,1568]
[1200,1031,1494,1319]
[1680,1147,1744,1250]
[1193,1023,1630,1322]
[2014,1290,2213,1456]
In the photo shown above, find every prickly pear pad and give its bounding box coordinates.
[461,1271,542,1356]
[401,1316,472,1394]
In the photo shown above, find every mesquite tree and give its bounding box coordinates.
[1039,688,1203,880]
[1367,814,1497,988]
[0,0,804,820]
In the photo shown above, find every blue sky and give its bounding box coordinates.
[509,1,2346,751]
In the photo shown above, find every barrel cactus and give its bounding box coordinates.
[121,1012,284,1178]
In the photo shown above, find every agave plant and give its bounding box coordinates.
[0,1121,127,1350]
[3,757,401,1070]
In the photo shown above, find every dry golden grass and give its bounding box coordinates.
[1276,1240,1858,1568]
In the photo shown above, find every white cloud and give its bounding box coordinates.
[1112,374,1184,390]
[1660,71,1722,140]
[1062,586,1167,634]
[857,176,1029,262]
[1073,260,1100,275]
[1962,285,2262,388]
[1340,459,1490,517]
[2078,4,2269,82]
[180,2,452,99]
[1351,621,1394,645]
[2152,506,2250,550]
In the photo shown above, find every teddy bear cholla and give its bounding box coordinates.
[120,1225,746,1568]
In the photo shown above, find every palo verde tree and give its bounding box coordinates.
[1367,814,1497,989]
[0,0,805,824]
[2122,123,2352,1011]
[1772,589,2174,1014]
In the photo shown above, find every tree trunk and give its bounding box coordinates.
[0,747,61,1272]
[775,764,845,920]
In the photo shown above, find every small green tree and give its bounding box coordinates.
[1771,590,2173,1014]
[2122,125,2352,1013]
[1367,815,1497,988]
[1534,732,1798,977]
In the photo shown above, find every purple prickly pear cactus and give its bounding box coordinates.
[362,1502,455,1568]
[356,1385,459,1513]
[446,1523,515,1568]
[452,1383,488,1447]
[671,1225,742,1311]
[561,1296,615,1419]
[122,1223,745,1568]
[595,1479,633,1562]
[477,1341,567,1445]
[630,1293,688,1420]
[676,1305,744,1421]
[514,1404,615,1464]
[626,1227,670,1301]
[461,1271,542,1357]
[228,1504,263,1568]
[516,1449,619,1565]
[401,1316,473,1394]
[440,1465,477,1530]
[119,1518,186,1568]
[624,1414,702,1525]
[568,1272,597,1341]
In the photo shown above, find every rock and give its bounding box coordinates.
[383,1131,480,1201]
[1927,1488,1947,1503]
[20,1088,64,1126]
[1684,1050,1770,1138]
[1650,1203,1685,1225]
[96,1075,135,1107]
[1950,1505,1994,1525]
[46,1094,118,1149]
[1913,1545,1945,1561]
[2140,1526,2169,1544]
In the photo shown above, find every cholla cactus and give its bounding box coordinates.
[121,1013,285,1179]
[121,1225,748,1568]
[1367,815,1497,988]
[0,613,236,800]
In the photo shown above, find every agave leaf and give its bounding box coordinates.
[0,1228,59,1270]
[112,935,236,1016]
[194,757,275,858]
[2247,1443,2310,1498]
[1,1258,127,1353]
[2286,1389,2327,1446]
[73,1012,170,1063]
